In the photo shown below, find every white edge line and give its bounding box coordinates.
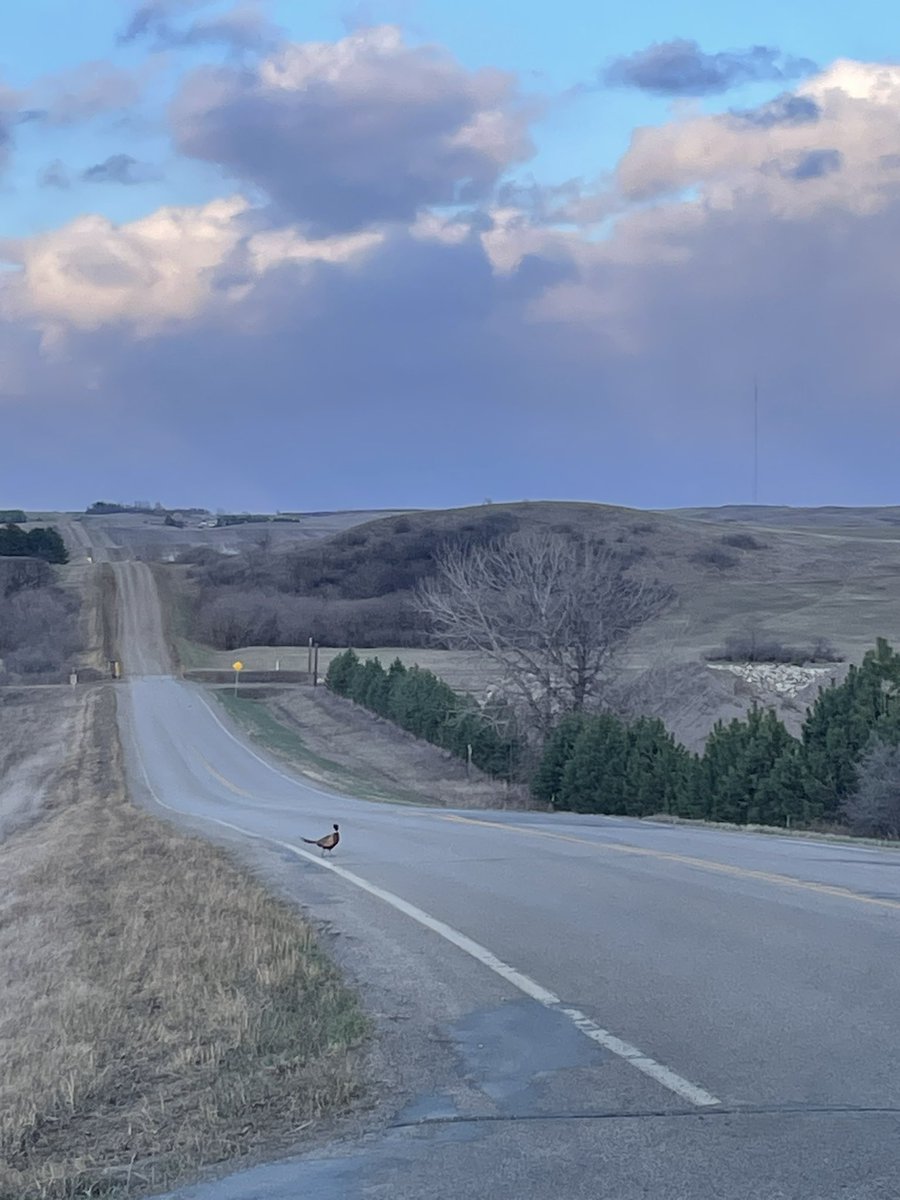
[127,711,722,1111]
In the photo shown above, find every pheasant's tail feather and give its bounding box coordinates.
[301,837,317,844]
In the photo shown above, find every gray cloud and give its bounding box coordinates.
[731,93,821,129]
[604,39,816,96]
[172,27,534,233]
[119,0,201,43]
[81,154,163,185]
[783,148,843,181]
[8,179,900,511]
[120,0,276,53]
[26,62,142,126]
[39,160,70,189]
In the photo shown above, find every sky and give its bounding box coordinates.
[2,0,900,512]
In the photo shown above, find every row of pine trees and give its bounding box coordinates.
[536,639,900,827]
[328,639,900,830]
[326,649,520,779]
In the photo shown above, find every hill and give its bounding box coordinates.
[159,499,900,749]
[176,500,898,655]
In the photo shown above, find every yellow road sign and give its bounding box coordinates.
[233,661,244,671]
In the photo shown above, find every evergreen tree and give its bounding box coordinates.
[799,639,900,818]
[351,656,387,710]
[533,712,590,807]
[700,707,795,824]
[560,714,629,813]
[623,716,695,817]
[325,648,360,696]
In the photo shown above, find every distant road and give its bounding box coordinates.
[98,542,900,1200]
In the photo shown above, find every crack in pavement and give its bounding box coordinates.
[390,1102,900,1128]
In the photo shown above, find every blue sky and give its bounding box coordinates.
[3,0,900,511]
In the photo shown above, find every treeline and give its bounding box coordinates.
[88,501,155,514]
[534,639,900,834]
[215,514,301,526]
[0,524,67,564]
[0,553,80,680]
[87,501,210,516]
[326,650,520,779]
[0,509,27,524]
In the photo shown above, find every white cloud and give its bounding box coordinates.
[1,196,382,337]
[616,61,900,219]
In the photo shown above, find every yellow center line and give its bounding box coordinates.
[196,753,258,799]
[440,814,900,913]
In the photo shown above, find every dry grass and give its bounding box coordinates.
[215,688,532,810]
[0,687,368,1200]
[0,688,87,840]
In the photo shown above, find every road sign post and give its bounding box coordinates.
[232,660,243,697]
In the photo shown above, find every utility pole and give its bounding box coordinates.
[753,377,759,505]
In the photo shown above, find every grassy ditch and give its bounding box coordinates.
[0,686,368,1200]
[215,691,420,804]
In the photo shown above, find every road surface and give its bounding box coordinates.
[104,560,900,1199]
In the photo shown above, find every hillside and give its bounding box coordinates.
[155,499,900,750]
[177,501,896,651]
[38,499,900,749]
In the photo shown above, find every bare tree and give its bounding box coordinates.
[416,531,673,739]
[842,740,900,838]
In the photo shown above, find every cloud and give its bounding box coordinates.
[1,196,384,335]
[782,148,843,181]
[731,93,821,129]
[120,0,278,53]
[119,0,204,43]
[81,154,163,185]
[604,38,816,96]
[615,62,900,214]
[25,62,143,125]
[6,57,900,508]
[38,160,70,189]
[172,25,535,232]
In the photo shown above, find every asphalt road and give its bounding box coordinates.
[104,563,900,1199]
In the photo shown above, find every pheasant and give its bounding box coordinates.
[302,823,340,855]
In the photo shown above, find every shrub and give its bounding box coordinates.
[706,633,843,665]
[690,547,739,570]
[720,532,767,551]
[0,585,80,680]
